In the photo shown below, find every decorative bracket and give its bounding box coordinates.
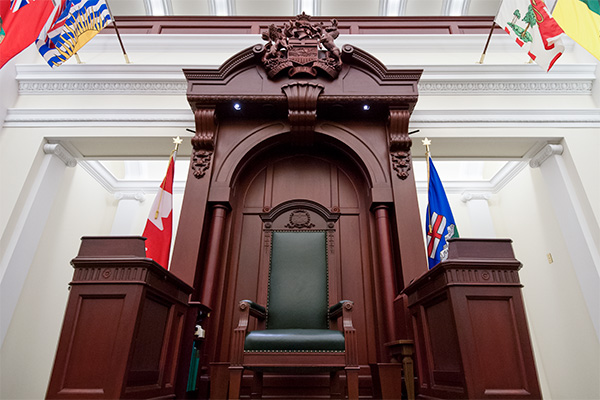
[281,81,324,137]
[191,107,216,179]
[388,108,412,180]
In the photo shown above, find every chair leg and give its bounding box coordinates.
[330,371,342,399]
[228,367,244,400]
[250,371,263,399]
[345,368,359,400]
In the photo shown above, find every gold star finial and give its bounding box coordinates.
[422,137,431,155]
[173,136,183,151]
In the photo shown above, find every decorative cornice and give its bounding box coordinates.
[43,143,77,167]
[7,108,599,128]
[16,63,595,96]
[410,109,600,127]
[529,144,564,168]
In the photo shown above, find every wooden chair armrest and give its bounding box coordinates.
[231,300,265,366]
[240,299,266,320]
[329,300,353,320]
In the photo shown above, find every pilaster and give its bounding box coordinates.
[110,192,146,235]
[0,143,76,345]
[530,143,600,338]
[460,191,496,238]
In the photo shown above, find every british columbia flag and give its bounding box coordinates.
[36,0,111,68]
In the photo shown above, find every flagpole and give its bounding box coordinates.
[154,136,182,219]
[104,0,131,64]
[422,138,432,232]
[477,21,497,64]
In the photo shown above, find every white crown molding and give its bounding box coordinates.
[79,160,186,194]
[16,63,595,96]
[414,160,530,195]
[410,109,600,127]
[6,108,599,128]
[4,108,193,127]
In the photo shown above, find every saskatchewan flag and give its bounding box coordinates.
[553,0,600,61]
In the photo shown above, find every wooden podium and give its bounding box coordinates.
[46,237,192,399]
[402,238,542,399]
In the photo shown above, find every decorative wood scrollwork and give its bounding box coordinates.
[388,108,412,180]
[282,82,324,136]
[191,107,216,179]
[284,210,315,229]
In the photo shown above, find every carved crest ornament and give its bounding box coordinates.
[259,12,342,79]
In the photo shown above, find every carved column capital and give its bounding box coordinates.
[529,144,564,168]
[43,143,77,167]
[388,108,412,180]
[460,192,491,203]
[191,106,216,179]
[281,81,324,136]
[114,192,146,203]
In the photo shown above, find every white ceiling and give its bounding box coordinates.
[108,0,505,17]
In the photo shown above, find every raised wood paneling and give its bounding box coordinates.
[404,239,542,400]
[101,16,503,36]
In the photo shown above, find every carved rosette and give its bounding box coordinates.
[191,107,216,179]
[282,82,324,135]
[388,108,412,180]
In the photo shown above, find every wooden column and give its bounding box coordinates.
[200,204,230,308]
[403,239,542,400]
[372,204,398,344]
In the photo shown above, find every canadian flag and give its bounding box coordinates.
[142,152,175,269]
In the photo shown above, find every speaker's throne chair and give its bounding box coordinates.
[228,201,359,399]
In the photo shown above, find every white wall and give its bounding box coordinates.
[493,166,599,400]
[0,165,116,400]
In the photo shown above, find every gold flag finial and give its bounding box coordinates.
[173,136,183,152]
[422,137,431,155]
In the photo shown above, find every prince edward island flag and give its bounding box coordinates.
[426,157,459,269]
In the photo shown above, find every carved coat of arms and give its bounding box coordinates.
[259,12,342,79]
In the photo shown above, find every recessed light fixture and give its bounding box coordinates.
[233,103,242,111]
[363,104,370,111]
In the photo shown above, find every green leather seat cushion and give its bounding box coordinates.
[244,329,345,352]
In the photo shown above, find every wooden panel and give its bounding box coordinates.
[271,157,332,208]
[127,296,170,387]
[423,295,462,388]
[466,296,528,394]
[101,16,500,36]
[62,295,127,393]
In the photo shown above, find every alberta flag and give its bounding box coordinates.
[142,152,176,270]
[495,0,565,71]
[426,157,458,269]
[36,0,111,68]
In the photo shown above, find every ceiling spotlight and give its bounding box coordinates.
[233,103,242,111]
[363,104,370,111]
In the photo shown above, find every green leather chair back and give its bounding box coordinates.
[267,231,328,330]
